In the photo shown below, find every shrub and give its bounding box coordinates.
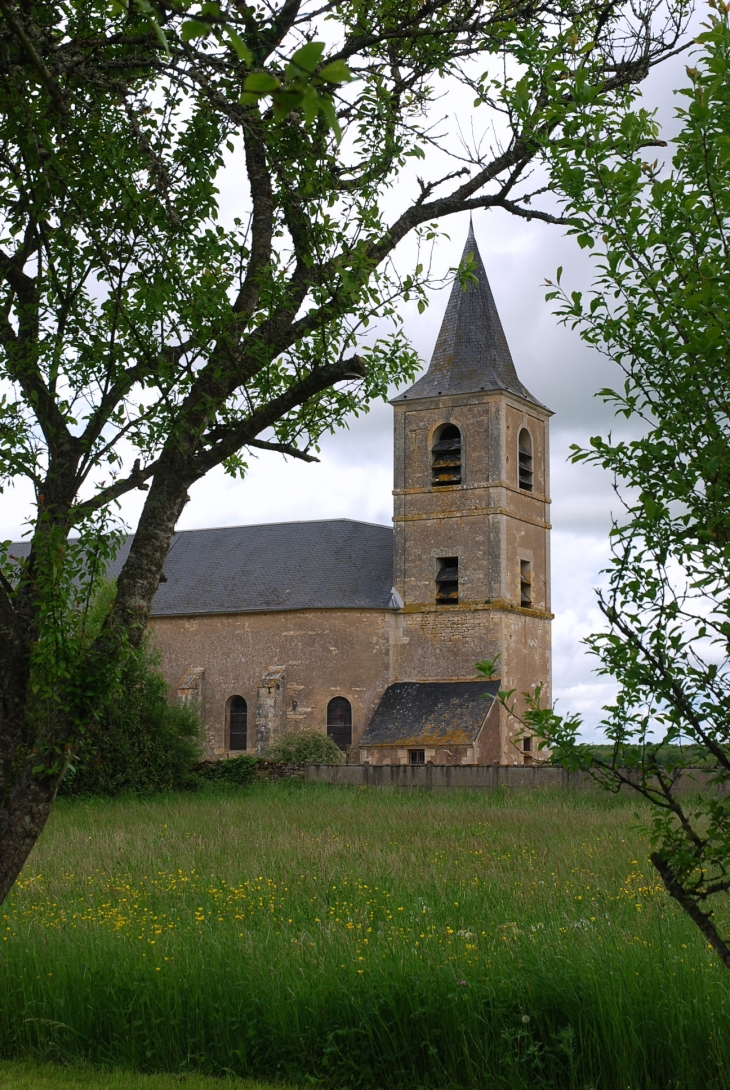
[194,755,259,787]
[265,730,344,764]
[60,642,202,797]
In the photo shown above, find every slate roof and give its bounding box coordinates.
[360,680,501,748]
[393,224,544,407]
[7,537,134,582]
[10,519,396,617]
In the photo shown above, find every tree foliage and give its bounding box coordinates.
[508,9,730,970]
[59,638,201,797]
[0,0,689,902]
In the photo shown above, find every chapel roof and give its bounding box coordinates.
[392,223,543,406]
[359,680,500,748]
[10,519,396,617]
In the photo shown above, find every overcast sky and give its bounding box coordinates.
[0,31,699,740]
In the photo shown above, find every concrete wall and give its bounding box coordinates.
[150,607,394,758]
[304,764,729,792]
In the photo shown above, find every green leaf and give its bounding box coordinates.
[288,41,326,75]
[181,19,209,40]
[226,29,252,65]
[318,93,341,142]
[272,89,304,118]
[243,72,280,93]
[300,86,321,126]
[319,60,353,84]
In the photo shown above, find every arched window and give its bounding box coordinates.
[518,428,533,492]
[327,697,352,750]
[431,424,462,487]
[228,696,248,751]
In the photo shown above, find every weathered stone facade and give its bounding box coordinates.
[387,393,551,764]
[148,225,553,766]
[151,607,394,758]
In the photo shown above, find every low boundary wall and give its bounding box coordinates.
[304,764,724,792]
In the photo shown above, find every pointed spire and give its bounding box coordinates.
[394,225,542,405]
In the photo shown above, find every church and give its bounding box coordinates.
[148,226,553,766]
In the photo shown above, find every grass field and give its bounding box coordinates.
[1,783,729,1089]
[0,1060,271,1089]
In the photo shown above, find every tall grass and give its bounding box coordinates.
[1,784,728,1088]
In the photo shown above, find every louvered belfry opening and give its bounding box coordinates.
[436,556,459,605]
[327,697,352,750]
[518,429,533,491]
[228,695,248,750]
[431,424,462,486]
[520,560,533,607]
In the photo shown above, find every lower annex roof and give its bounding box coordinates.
[360,680,501,748]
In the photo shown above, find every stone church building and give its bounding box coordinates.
[148,226,553,766]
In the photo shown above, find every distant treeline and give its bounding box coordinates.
[577,745,718,769]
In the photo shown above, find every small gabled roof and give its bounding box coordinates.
[10,519,396,617]
[359,680,500,748]
[393,224,544,407]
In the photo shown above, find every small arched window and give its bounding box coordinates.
[431,424,462,487]
[518,429,533,492]
[327,697,352,750]
[228,696,248,751]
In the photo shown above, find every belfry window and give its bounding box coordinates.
[436,556,459,605]
[518,429,533,491]
[228,696,248,751]
[520,560,533,608]
[327,697,352,750]
[432,424,462,487]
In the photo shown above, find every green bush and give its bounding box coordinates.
[265,730,344,764]
[60,643,202,798]
[193,755,259,787]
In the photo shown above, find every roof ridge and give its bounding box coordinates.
[172,517,393,535]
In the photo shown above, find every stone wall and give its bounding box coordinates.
[150,607,394,758]
[304,763,729,792]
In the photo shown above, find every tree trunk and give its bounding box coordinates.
[651,852,730,970]
[0,762,64,905]
[111,459,195,645]
[0,462,194,906]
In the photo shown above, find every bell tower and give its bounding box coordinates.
[390,224,552,764]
